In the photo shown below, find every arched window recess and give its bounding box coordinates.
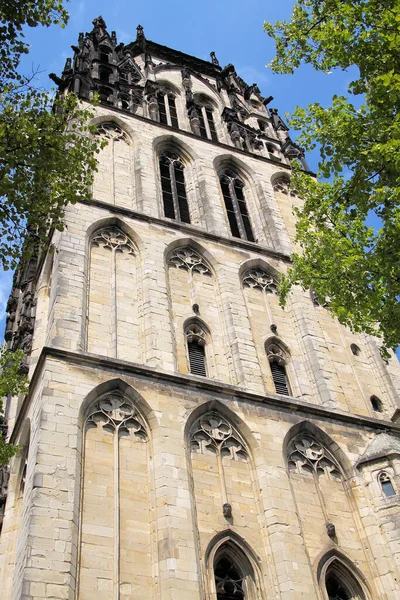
[206,536,262,600]
[319,555,369,600]
[379,471,396,497]
[265,340,291,396]
[159,151,190,223]
[219,171,254,242]
[287,434,342,480]
[370,395,383,413]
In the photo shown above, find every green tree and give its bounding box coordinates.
[0,0,103,269]
[0,350,28,465]
[0,1,104,464]
[265,0,400,357]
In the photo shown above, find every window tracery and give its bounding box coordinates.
[91,226,136,254]
[219,171,254,242]
[95,122,129,143]
[215,556,245,600]
[190,412,248,462]
[86,391,147,440]
[242,268,277,294]
[159,152,190,223]
[287,435,341,480]
[168,247,211,276]
[322,559,367,600]
[272,175,296,196]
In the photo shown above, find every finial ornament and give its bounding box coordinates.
[136,24,144,39]
[210,51,220,66]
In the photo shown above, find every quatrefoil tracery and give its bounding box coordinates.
[190,413,248,461]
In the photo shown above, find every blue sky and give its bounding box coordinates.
[0,0,360,336]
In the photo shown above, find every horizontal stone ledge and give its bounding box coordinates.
[10,346,400,443]
[79,197,292,263]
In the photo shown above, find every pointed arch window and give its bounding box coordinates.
[158,91,179,128]
[219,172,254,242]
[265,341,291,396]
[159,152,190,223]
[322,559,367,600]
[379,472,396,497]
[186,323,207,376]
[197,103,218,141]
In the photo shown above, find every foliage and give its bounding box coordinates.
[0,350,28,465]
[0,0,104,270]
[265,0,400,356]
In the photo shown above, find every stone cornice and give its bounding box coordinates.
[93,101,294,171]
[10,346,400,443]
[78,197,292,263]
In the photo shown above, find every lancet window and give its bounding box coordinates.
[265,341,291,396]
[158,91,179,128]
[159,152,190,223]
[323,560,367,600]
[197,102,218,141]
[219,171,254,241]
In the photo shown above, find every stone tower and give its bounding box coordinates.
[1,16,400,600]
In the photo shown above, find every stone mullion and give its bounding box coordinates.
[228,178,246,240]
[259,178,292,254]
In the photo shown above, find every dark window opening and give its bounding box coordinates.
[370,395,383,412]
[350,343,360,356]
[188,340,206,376]
[215,557,245,600]
[99,48,111,63]
[270,361,290,396]
[159,153,190,223]
[198,108,208,139]
[258,119,267,133]
[326,576,351,600]
[219,173,254,242]
[99,87,112,104]
[121,99,129,110]
[205,107,218,141]
[99,68,112,84]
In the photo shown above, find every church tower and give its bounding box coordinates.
[1,16,400,600]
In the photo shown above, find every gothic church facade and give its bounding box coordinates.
[1,16,400,600]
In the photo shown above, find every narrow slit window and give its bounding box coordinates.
[159,153,190,223]
[380,472,396,497]
[219,172,254,241]
[270,361,290,396]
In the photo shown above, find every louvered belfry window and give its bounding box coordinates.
[186,324,207,376]
[219,172,254,242]
[158,93,179,128]
[270,361,290,396]
[188,340,207,376]
[159,152,190,223]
